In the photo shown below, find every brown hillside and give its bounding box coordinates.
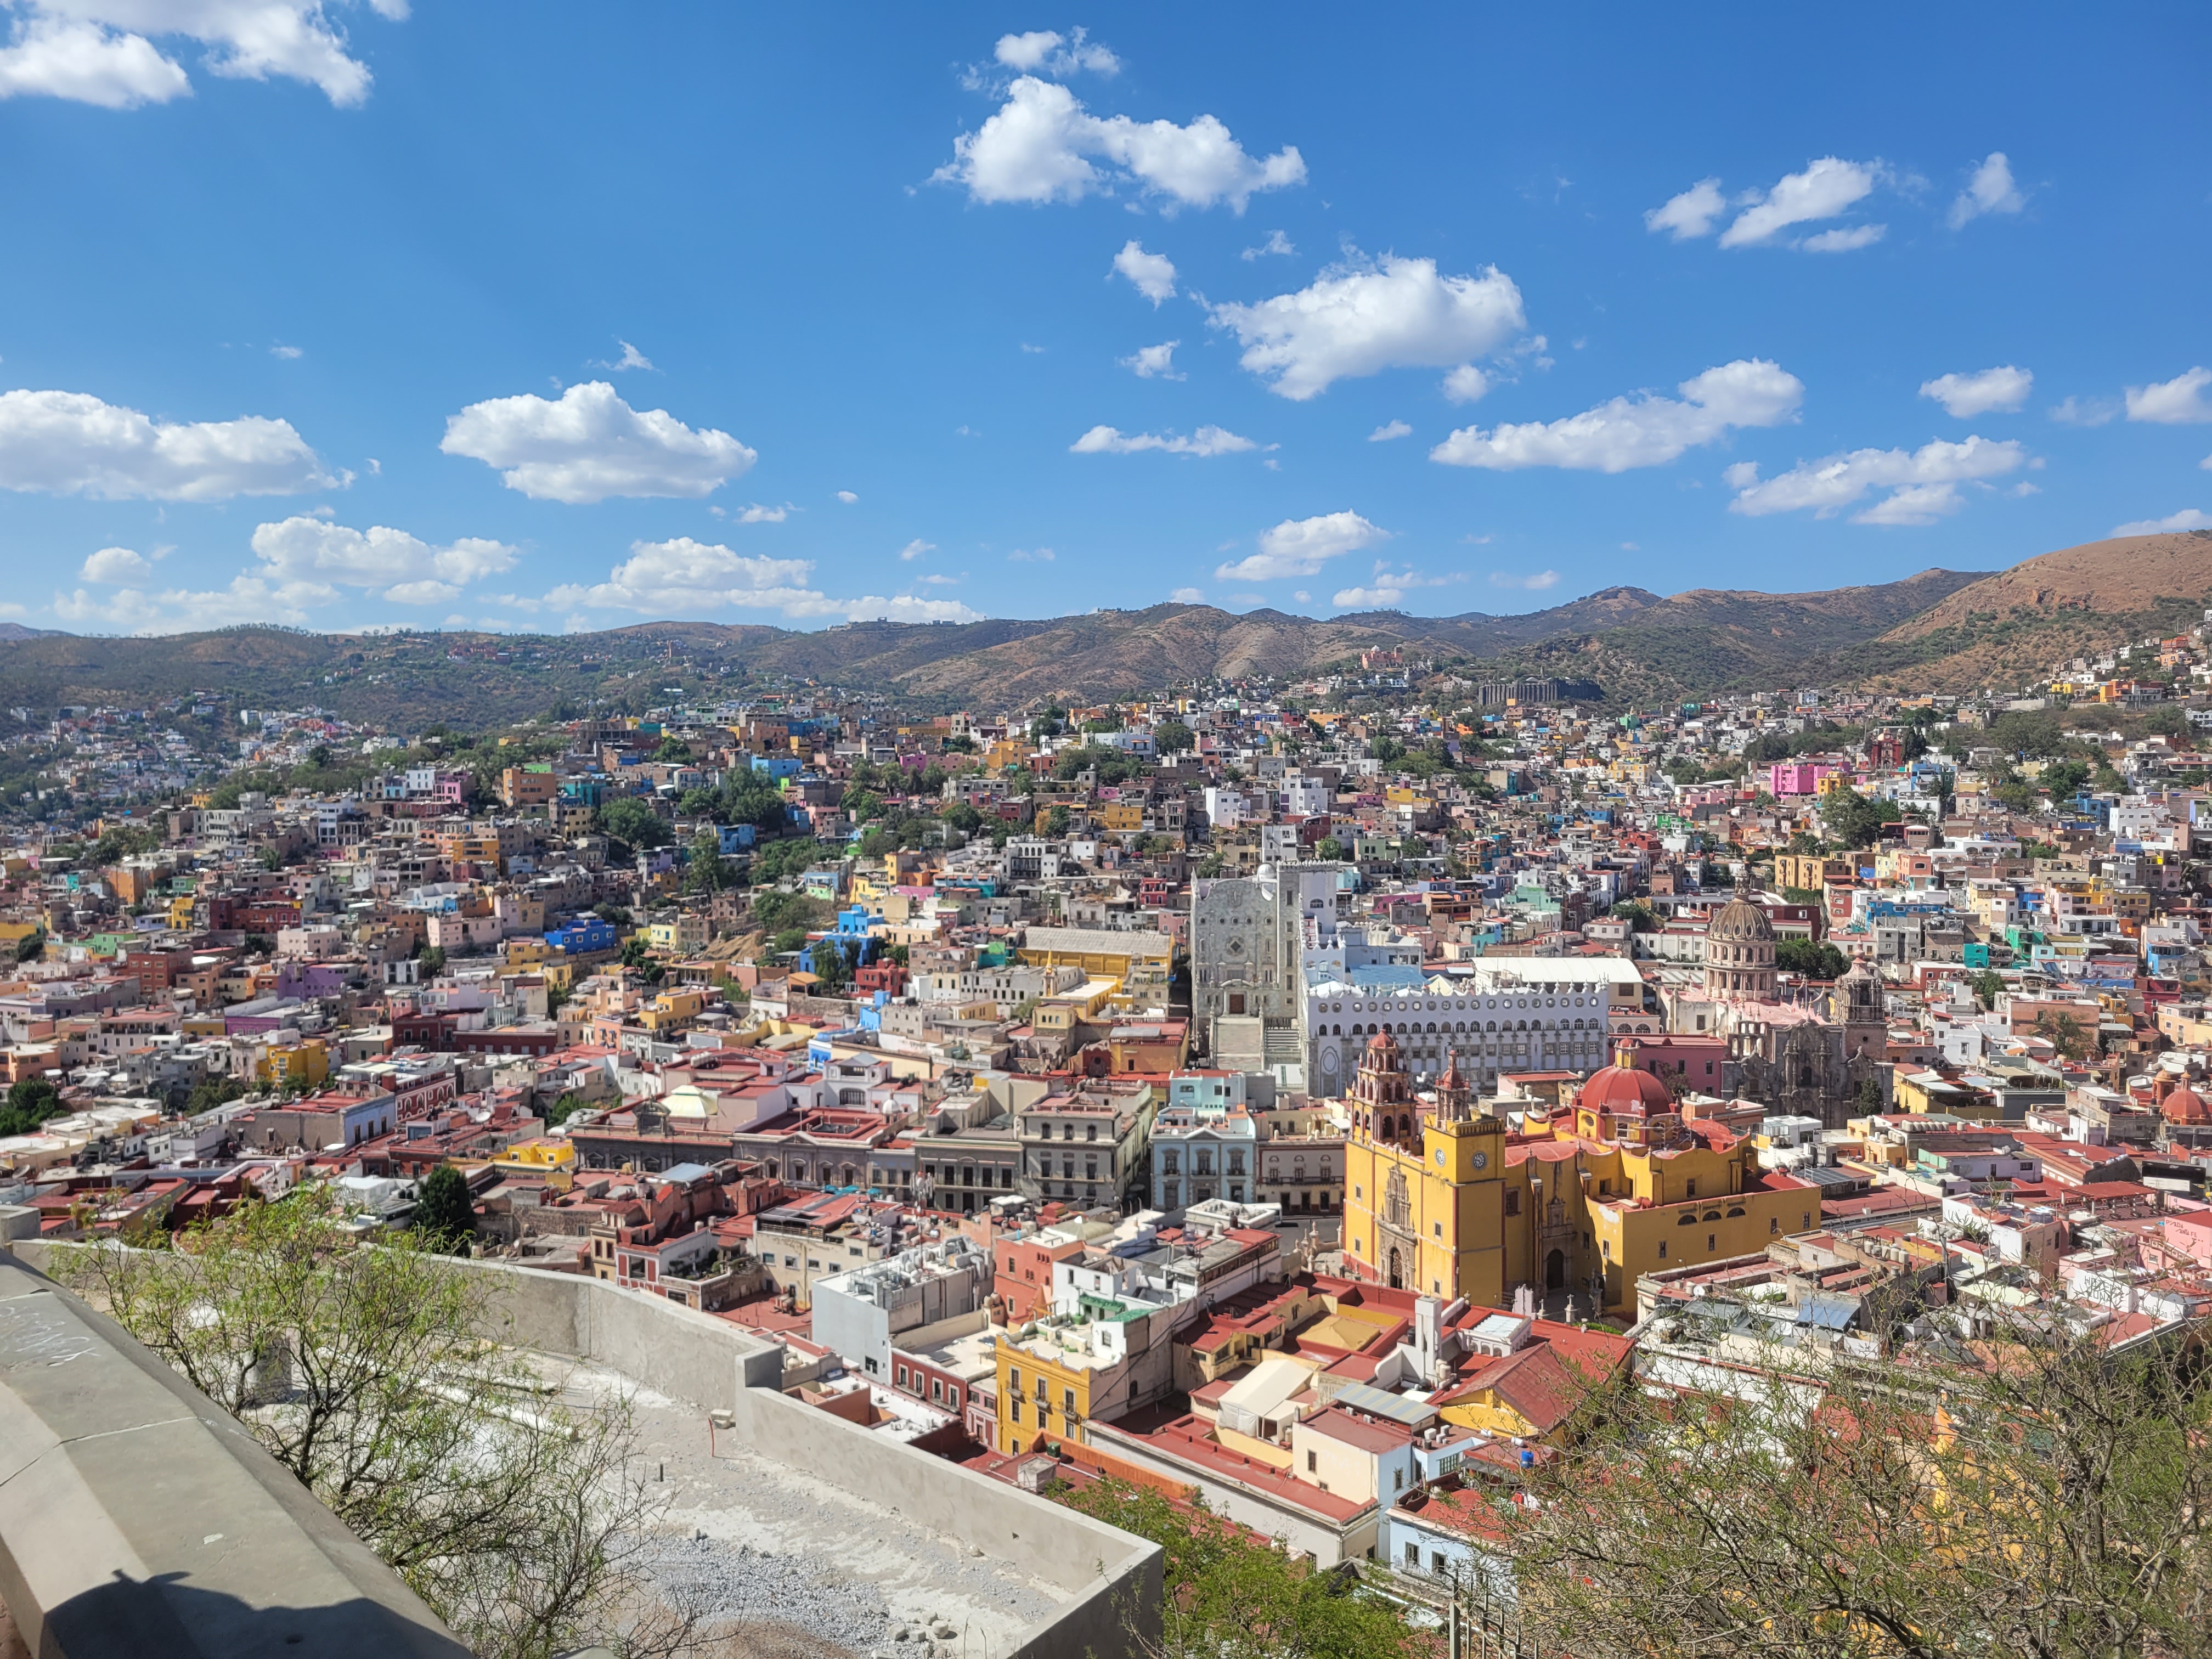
[1881,531,2212,641]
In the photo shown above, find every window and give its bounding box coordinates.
[1404,1541,1419,1566]
[932,1379,944,1402]
[1307,1451,1318,1473]
[1432,1550,1448,1574]
[1009,1368,1022,1395]
[1433,1221,1442,1238]
[896,1365,908,1389]
[1657,1240,1668,1260]
[1505,1190,1521,1217]
[1685,1179,1697,1198]
[1011,1399,1023,1425]
[1770,1216,1781,1235]
[1707,1234,1717,1251]
[1064,1387,1077,1413]
[1393,1468,1404,1492]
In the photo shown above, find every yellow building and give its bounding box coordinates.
[1094,800,1144,834]
[259,1037,330,1089]
[1342,1035,1815,1316]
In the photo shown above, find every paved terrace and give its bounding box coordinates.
[1,1234,1160,1659]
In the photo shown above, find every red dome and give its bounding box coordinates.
[1575,1062,1675,1117]
[2162,1085,2211,1125]
[1367,1029,1399,1052]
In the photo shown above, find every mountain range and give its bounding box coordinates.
[2,531,2207,727]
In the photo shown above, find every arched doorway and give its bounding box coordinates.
[1387,1248,1404,1290]
[1545,1249,1566,1292]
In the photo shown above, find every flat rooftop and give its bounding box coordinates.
[541,1357,1062,1657]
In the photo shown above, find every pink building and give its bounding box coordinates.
[1768,760,1839,797]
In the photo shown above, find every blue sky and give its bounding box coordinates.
[0,3,2207,636]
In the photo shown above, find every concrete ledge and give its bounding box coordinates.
[0,1253,468,1659]
[10,1242,1163,1659]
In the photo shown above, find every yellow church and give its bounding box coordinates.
[1341,1030,1816,1316]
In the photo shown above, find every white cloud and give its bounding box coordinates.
[836,489,858,503]
[53,570,338,634]
[0,16,187,106]
[1215,509,1385,580]
[1331,584,1403,609]
[1008,547,1054,561]
[1070,424,1256,457]
[1799,224,1885,253]
[1430,358,1802,472]
[935,75,1303,211]
[731,502,790,523]
[1331,563,1462,607]
[269,343,302,360]
[1948,152,2024,229]
[1719,157,1882,249]
[916,573,961,585]
[1368,420,1412,442]
[992,27,1116,76]
[1921,365,2032,418]
[1120,341,1183,380]
[592,339,655,373]
[2125,366,2212,425]
[1728,435,2027,524]
[844,595,985,623]
[546,535,930,622]
[0,1,408,110]
[439,381,755,503]
[1489,569,1560,591]
[1170,586,1204,602]
[2050,396,2118,427]
[1207,254,1525,402]
[80,544,151,583]
[0,386,337,499]
[899,538,934,560]
[1441,364,1490,405]
[1644,178,1725,240]
[1111,240,1176,304]
[1241,229,1295,260]
[2111,509,2211,535]
[249,515,518,601]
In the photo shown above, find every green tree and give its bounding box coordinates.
[1494,1296,2212,1659]
[2037,1009,2092,1060]
[1315,835,1346,862]
[61,1193,698,1659]
[2039,758,2090,799]
[419,945,447,978]
[185,1076,247,1115]
[1041,804,1072,837]
[1154,719,1194,756]
[1820,786,1900,849]
[682,831,733,895]
[1775,936,1848,979]
[1058,1478,1421,1659]
[0,1077,64,1137]
[2140,703,2190,740]
[596,797,670,849]
[14,928,44,963]
[1966,968,2004,1011]
[1611,900,1658,934]
[652,734,693,763]
[941,801,984,835]
[412,1163,476,1252]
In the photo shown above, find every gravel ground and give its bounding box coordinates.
[577,1373,1063,1659]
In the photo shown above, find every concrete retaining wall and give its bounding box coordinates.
[0,1252,469,1659]
[13,1243,1162,1659]
[721,1381,1161,1659]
